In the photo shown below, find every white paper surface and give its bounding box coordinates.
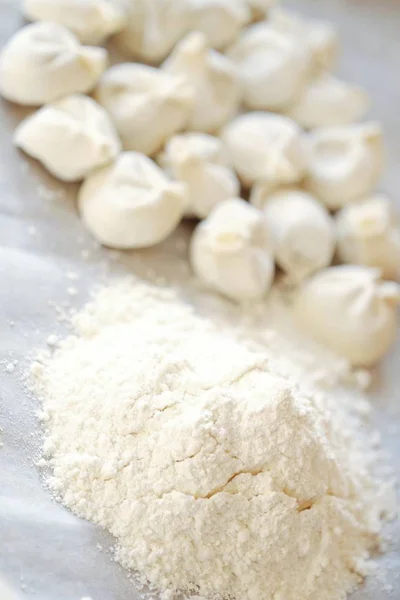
[0,1,399,598]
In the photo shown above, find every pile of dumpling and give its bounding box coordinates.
[1,0,400,367]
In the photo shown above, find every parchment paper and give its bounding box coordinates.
[0,0,399,598]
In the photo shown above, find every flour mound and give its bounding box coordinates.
[33,279,389,600]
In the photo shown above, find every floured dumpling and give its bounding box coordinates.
[78,152,187,249]
[188,0,250,50]
[14,95,120,181]
[0,22,107,105]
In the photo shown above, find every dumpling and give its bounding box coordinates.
[163,32,241,134]
[305,122,384,210]
[0,22,107,105]
[247,0,276,22]
[158,133,240,219]
[251,185,335,282]
[78,152,187,249]
[94,63,194,156]
[188,0,250,50]
[114,0,189,64]
[190,198,275,301]
[221,112,307,188]
[14,95,120,182]
[226,23,311,111]
[336,195,400,280]
[295,265,400,366]
[285,72,370,129]
[269,7,339,70]
[22,0,126,45]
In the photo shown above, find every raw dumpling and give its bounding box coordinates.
[14,95,120,182]
[286,72,370,129]
[22,0,126,45]
[269,7,339,70]
[159,133,240,219]
[114,0,189,64]
[295,265,400,366]
[0,22,107,105]
[78,152,187,249]
[222,112,307,188]
[251,185,335,282]
[94,63,194,156]
[190,198,275,301]
[305,122,384,210]
[188,0,250,50]
[336,195,400,280]
[226,23,311,111]
[163,32,241,134]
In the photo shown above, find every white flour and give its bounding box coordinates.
[32,278,394,600]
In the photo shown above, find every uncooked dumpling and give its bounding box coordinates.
[78,152,187,249]
[336,195,400,280]
[226,23,311,111]
[22,0,126,45]
[190,198,275,302]
[14,95,120,182]
[269,7,339,70]
[159,133,240,219]
[94,63,194,156]
[305,122,384,210]
[286,72,370,129]
[0,22,107,105]
[163,32,241,134]
[114,0,189,64]
[251,185,335,282]
[295,265,400,366]
[188,0,250,50]
[222,112,307,188]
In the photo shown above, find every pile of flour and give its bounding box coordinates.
[32,278,393,600]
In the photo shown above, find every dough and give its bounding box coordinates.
[163,32,241,134]
[78,152,187,249]
[190,198,275,301]
[305,122,384,210]
[188,0,250,50]
[94,63,194,156]
[336,195,400,280]
[226,23,311,111]
[159,133,240,219]
[14,95,120,182]
[286,72,369,129]
[0,22,107,105]
[251,185,335,281]
[222,112,307,188]
[114,0,189,64]
[295,265,400,366]
[22,0,126,45]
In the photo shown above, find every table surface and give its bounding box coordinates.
[0,1,399,599]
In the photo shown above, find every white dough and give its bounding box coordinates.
[78,152,187,249]
[251,186,335,281]
[295,265,400,367]
[190,198,275,301]
[22,0,126,45]
[158,133,240,219]
[0,22,107,106]
[286,72,370,129]
[163,32,241,134]
[188,0,250,50]
[305,122,384,210]
[114,0,189,64]
[14,95,120,182]
[226,23,311,111]
[269,7,339,70]
[94,63,194,156]
[222,112,307,188]
[336,195,400,280]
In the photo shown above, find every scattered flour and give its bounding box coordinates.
[32,277,394,600]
